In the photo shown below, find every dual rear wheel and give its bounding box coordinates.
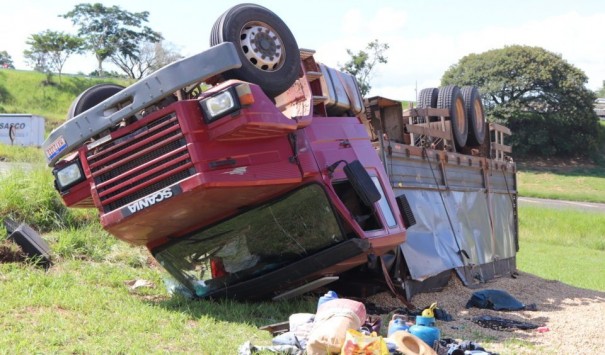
[418,85,486,150]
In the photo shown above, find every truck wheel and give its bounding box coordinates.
[438,85,468,150]
[418,87,439,121]
[461,86,486,146]
[67,83,125,120]
[210,3,300,98]
[418,88,438,109]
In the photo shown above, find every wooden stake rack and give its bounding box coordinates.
[489,123,512,161]
[402,108,454,152]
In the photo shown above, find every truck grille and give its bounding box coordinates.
[86,112,195,213]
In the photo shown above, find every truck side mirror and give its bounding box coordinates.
[343,160,381,207]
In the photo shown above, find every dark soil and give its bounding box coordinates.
[0,240,26,263]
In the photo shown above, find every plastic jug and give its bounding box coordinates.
[409,316,440,348]
[317,290,338,310]
[387,314,409,336]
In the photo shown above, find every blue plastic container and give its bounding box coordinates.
[317,290,338,310]
[409,316,440,348]
[387,315,409,336]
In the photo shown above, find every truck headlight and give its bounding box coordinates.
[200,87,241,123]
[53,161,85,191]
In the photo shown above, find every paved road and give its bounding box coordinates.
[518,196,605,214]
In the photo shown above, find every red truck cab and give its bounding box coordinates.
[44,4,408,300]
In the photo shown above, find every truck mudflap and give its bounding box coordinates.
[201,238,370,300]
[43,42,242,166]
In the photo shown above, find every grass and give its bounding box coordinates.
[516,206,605,291]
[0,69,130,131]
[0,167,316,352]
[0,145,45,163]
[0,260,314,353]
[517,166,605,203]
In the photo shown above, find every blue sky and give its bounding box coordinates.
[2,0,604,100]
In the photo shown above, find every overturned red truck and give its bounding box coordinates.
[43,4,517,301]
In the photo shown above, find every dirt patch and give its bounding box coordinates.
[368,272,605,354]
[0,240,26,263]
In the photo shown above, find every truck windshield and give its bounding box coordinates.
[154,184,345,297]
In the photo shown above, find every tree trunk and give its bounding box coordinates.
[96,55,104,77]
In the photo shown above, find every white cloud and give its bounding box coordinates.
[360,10,605,100]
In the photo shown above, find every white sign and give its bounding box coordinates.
[0,114,45,147]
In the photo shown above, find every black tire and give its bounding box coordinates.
[67,83,125,120]
[438,85,468,150]
[418,87,439,121]
[210,3,300,98]
[418,87,439,108]
[461,86,486,146]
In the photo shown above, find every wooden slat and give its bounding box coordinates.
[402,108,449,118]
[406,124,451,140]
[492,143,512,153]
[312,95,328,104]
[306,71,322,81]
[299,48,316,60]
[490,123,511,135]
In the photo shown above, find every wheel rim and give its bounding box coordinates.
[455,97,466,131]
[239,21,285,71]
[473,99,484,132]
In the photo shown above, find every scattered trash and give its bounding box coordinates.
[387,314,409,336]
[537,326,550,333]
[272,331,302,348]
[250,295,498,355]
[288,313,314,348]
[465,289,534,311]
[317,290,338,310]
[389,331,436,354]
[409,315,441,348]
[392,304,454,322]
[238,341,302,355]
[422,303,438,317]
[363,315,383,334]
[438,338,494,355]
[306,298,366,354]
[471,315,539,331]
[341,329,388,354]
[163,277,194,299]
[434,307,454,322]
[125,279,155,290]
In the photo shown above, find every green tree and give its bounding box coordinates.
[0,51,15,69]
[340,39,389,97]
[24,30,83,83]
[442,45,599,158]
[62,3,163,77]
